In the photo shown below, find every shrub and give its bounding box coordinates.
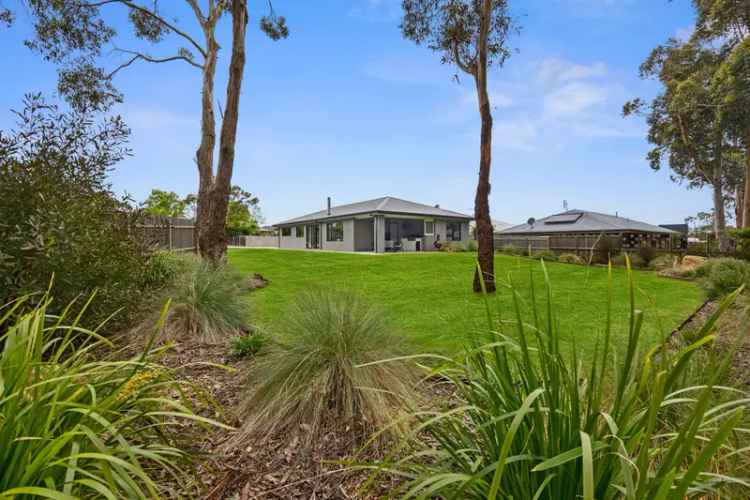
[234,288,417,448]
[558,253,585,265]
[440,242,467,252]
[374,266,749,498]
[231,333,266,358]
[467,239,478,251]
[501,244,520,255]
[637,243,658,266]
[0,95,151,331]
[701,258,750,298]
[165,259,249,341]
[0,296,225,498]
[593,236,618,264]
[694,258,718,278]
[612,252,646,268]
[532,249,557,262]
[143,250,194,288]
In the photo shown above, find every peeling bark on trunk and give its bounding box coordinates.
[713,172,728,252]
[744,142,750,229]
[195,1,248,264]
[472,0,495,294]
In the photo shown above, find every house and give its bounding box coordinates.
[497,209,684,253]
[274,196,472,253]
[469,218,513,237]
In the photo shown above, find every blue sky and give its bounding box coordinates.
[0,0,707,226]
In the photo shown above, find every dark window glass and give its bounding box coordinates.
[447,222,462,241]
[295,226,304,237]
[326,222,344,242]
[424,221,434,235]
[281,227,291,236]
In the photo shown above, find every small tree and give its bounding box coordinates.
[142,189,190,218]
[400,0,517,293]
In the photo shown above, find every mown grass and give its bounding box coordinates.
[228,249,703,360]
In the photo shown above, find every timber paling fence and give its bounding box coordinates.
[494,234,621,255]
[138,216,195,251]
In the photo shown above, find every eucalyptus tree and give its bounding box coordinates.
[692,0,750,227]
[400,0,517,293]
[4,0,288,263]
[624,41,734,249]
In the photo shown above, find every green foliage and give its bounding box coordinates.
[230,333,266,358]
[373,264,749,498]
[701,258,750,298]
[613,252,646,268]
[143,250,193,289]
[235,288,417,448]
[467,239,478,251]
[141,189,192,218]
[0,295,226,498]
[730,227,750,259]
[0,95,151,330]
[440,242,467,252]
[533,249,557,262]
[594,237,618,264]
[694,258,717,278]
[166,257,248,341]
[558,253,585,265]
[637,243,658,266]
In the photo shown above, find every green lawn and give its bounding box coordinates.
[229,248,703,359]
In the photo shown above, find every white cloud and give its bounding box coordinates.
[543,82,608,117]
[537,58,607,83]
[675,25,694,42]
[493,121,538,151]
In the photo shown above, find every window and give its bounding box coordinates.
[424,220,434,235]
[295,225,304,238]
[281,227,291,237]
[447,222,462,241]
[326,222,344,242]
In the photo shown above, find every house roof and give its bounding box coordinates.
[499,209,678,235]
[275,196,472,226]
[470,219,514,232]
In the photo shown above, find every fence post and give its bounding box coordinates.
[168,219,173,250]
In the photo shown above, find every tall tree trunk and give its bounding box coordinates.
[472,0,495,294]
[744,142,750,229]
[713,171,728,252]
[195,1,248,263]
[736,185,744,229]
[712,138,729,252]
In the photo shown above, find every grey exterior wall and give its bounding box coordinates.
[279,225,307,249]
[354,219,374,251]
[434,219,469,248]
[374,215,386,253]
[321,219,354,252]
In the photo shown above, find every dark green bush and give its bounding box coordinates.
[694,259,717,278]
[613,252,646,268]
[0,95,151,330]
[231,333,266,358]
[701,258,750,298]
[636,244,657,266]
[594,236,618,264]
[143,250,194,289]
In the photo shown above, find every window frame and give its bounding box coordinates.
[295,225,305,238]
[326,222,344,242]
[281,227,292,237]
[447,222,462,242]
[424,220,435,236]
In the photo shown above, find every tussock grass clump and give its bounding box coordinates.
[235,288,418,448]
[558,252,585,265]
[164,256,249,342]
[0,296,227,498]
[371,260,750,499]
[700,258,750,298]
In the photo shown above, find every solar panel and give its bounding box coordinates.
[544,212,583,225]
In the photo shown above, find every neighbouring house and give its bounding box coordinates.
[497,209,685,254]
[274,196,472,253]
[469,218,513,237]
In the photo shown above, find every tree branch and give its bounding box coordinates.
[83,0,208,59]
[108,48,203,78]
[185,0,207,28]
[451,41,475,75]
